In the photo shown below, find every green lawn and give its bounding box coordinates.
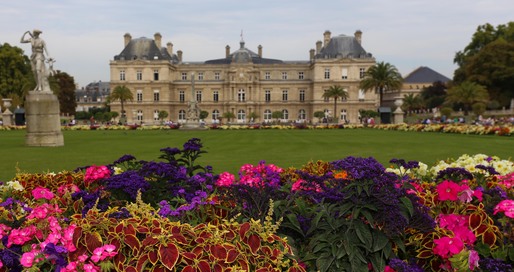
[0,129,512,181]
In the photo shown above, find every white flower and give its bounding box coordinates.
[6,180,24,191]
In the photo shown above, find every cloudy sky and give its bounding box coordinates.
[1,0,512,87]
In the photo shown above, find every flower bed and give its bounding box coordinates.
[1,138,513,271]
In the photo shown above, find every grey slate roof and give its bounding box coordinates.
[205,41,283,64]
[114,37,178,63]
[404,66,451,83]
[317,34,372,59]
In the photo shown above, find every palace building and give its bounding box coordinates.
[109,30,378,124]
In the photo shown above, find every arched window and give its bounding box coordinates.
[237,109,246,123]
[340,109,347,122]
[264,109,272,122]
[282,109,289,121]
[212,110,220,121]
[178,110,186,122]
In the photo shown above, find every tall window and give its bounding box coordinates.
[282,90,288,101]
[137,90,143,102]
[341,68,348,79]
[298,109,306,120]
[136,70,142,81]
[196,90,202,102]
[359,89,365,100]
[181,72,187,80]
[178,110,186,121]
[341,109,348,122]
[119,70,126,81]
[298,71,304,79]
[299,90,305,102]
[265,72,271,80]
[282,109,289,120]
[137,110,143,121]
[323,90,329,102]
[153,70,159,81]
[198,72,204,81]
[214,72,220,80]
[153,90,159,101]
[324,68,330,79]
[212,110,220,120]
[264,109,272,122]
[360,68,366,79]
[237,110,246,122]
[179,91,185,102]
[213,90,219,102]
[282,72,288,80]
[153,110,159,121]
[238,89,245,102]
[265,90,271,102]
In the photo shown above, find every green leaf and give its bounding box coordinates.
[400,196,414,217]
[354,221,372,248]
[371,230,389,252]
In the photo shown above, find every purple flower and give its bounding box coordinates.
[183,138,202,152]
[113,154,136,165]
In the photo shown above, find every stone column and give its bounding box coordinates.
[25,91,64,146]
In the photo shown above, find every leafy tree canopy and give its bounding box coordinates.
[0,43,33,104]
[51,71,77,115]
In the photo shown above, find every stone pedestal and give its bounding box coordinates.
[2,109,14,126]
[25,91,64,146]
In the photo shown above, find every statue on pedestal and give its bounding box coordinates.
[20,29,55,92]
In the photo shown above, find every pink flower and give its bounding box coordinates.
[32,187,54,200]
[469,249,480,270]
[384,266,396,272]
[473,189,483,201]
[436,181,461,201]
[84,165,111,185]
[20,251,37,267]
[493,200,514,218]
[458,185,474,203]
[216,172,235,187]
[0,259,3,269]
[291,179,305,192]
[433,236,464,258]
[57,184,80,195]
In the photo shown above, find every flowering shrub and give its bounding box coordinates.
[1,138,513,271]
[371,123,513,136]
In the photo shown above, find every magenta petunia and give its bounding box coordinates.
[433,236,464,258]
[31,187,54,200]
[493,199,514,218]
[436,180,461,201]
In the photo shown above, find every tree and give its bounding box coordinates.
[199,110,208,120]
[222,111,235,123]
[420,81,448,109]
[109,85,133,119]
[52,71,77,115]
[313,111,325,123]
[271,111,283,122]
[322,85,348,123]
[402,93,422,114]
[445,81,489,115]
[158,110,169,123]
[453,22,514,106]
[359,61,403,107]
[0,43,33,105]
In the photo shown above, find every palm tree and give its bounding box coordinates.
[359,61,403,107]
[109,85,133,119]
[445,81,489,115]
[402,93,422,114]
[322,85,349,123]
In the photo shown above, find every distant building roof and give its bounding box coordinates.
[404,66,451,84]
[205,40,283,65]
[114,37,178,63]
[316,34,372,59]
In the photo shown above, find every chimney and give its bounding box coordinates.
[166,42,173,55]
[309,49,315,61]
[323,30,331,47]
[177,50,183,63]
[258,45,262,58]
[225,45,230,58]
[354,30,362,44]
[124,33,132,47]
[316,40,322,54]
[154,32,162,49]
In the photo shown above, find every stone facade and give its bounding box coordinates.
[109,31,378,125]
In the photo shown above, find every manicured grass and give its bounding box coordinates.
[0,129,513,181]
